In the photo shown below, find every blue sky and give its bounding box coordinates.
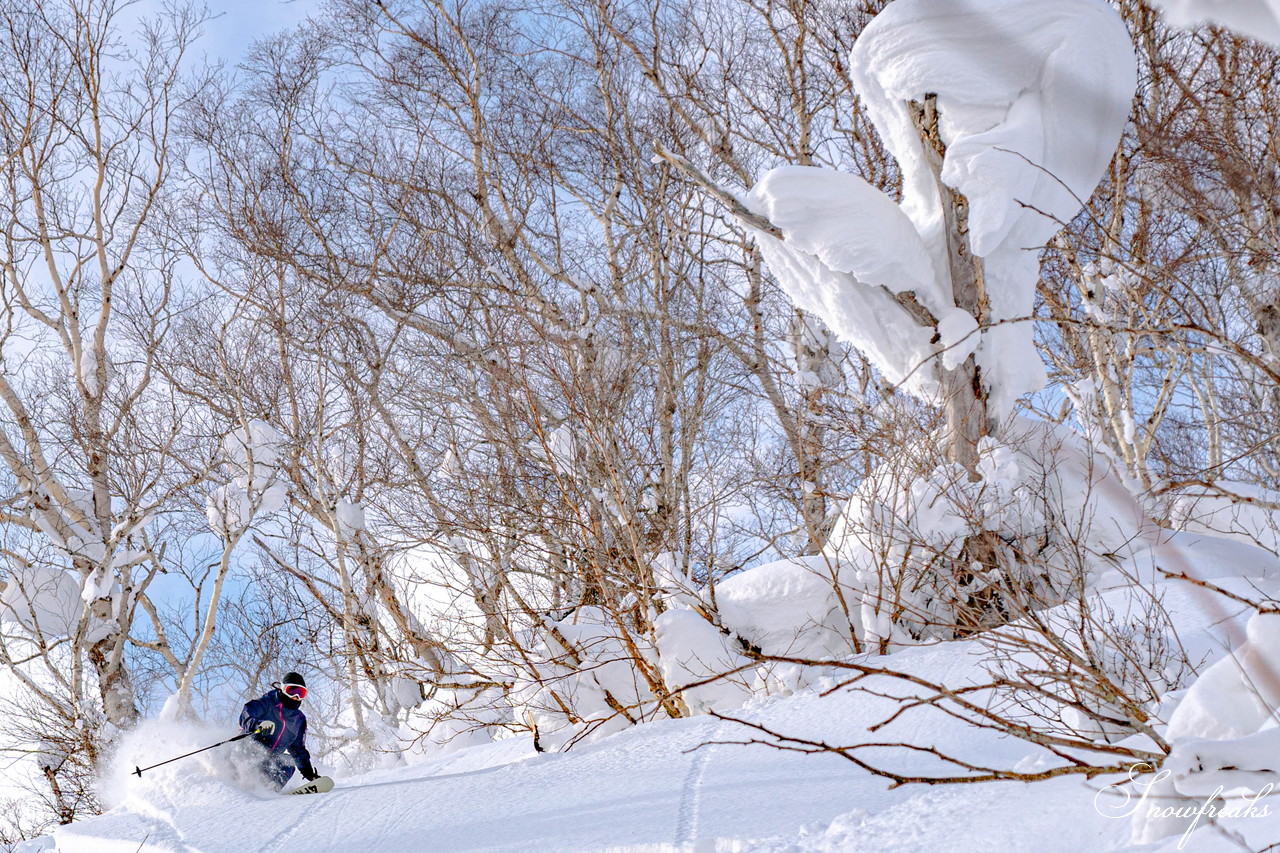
[127,0,311,65]
[200,0,310,60]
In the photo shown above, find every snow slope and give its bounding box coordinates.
[18,533,1280,853]
[22,692,1132,853]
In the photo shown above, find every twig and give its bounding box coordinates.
[652,145,782,239]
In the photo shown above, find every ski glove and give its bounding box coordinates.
[301,767,320,781]
[254,720,276,736]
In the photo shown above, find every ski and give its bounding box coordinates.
[287,775,334,796]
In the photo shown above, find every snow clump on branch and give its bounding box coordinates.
[206,419,288,537]
[747,0,1137,416]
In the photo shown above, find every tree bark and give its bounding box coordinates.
[909,95,996,477]
[910,96,1006,635]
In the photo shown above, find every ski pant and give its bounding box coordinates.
[258,752,296,791]
[233,735,297,791]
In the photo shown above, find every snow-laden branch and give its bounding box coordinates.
[747,0,1137,415]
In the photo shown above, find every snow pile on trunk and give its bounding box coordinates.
[826,419,1156,648]
[334,499,367,540]
[748,0,1136,415]
[29,488,106,563]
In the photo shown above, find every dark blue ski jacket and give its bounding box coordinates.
[239,689,316,779]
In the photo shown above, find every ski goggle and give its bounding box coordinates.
[282,684,307,700]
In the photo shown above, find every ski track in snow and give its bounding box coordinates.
[259,789,334,853]
[673,717,726,845]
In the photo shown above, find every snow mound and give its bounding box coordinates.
[714,556,856,662]
[1171,481,1280,555]
[654,556,861,713]
[1151,0,1280,43]
[1132,610,1280,843]
[826,419,1157,646]
[654,608,755,715]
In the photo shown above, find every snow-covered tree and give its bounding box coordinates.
[0,0,211,826]
[746,0,1136,471]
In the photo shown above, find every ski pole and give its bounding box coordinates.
[132,730,256,777]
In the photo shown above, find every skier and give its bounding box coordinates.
[239,671,321,791]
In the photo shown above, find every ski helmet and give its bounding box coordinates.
[281,671,307,701]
